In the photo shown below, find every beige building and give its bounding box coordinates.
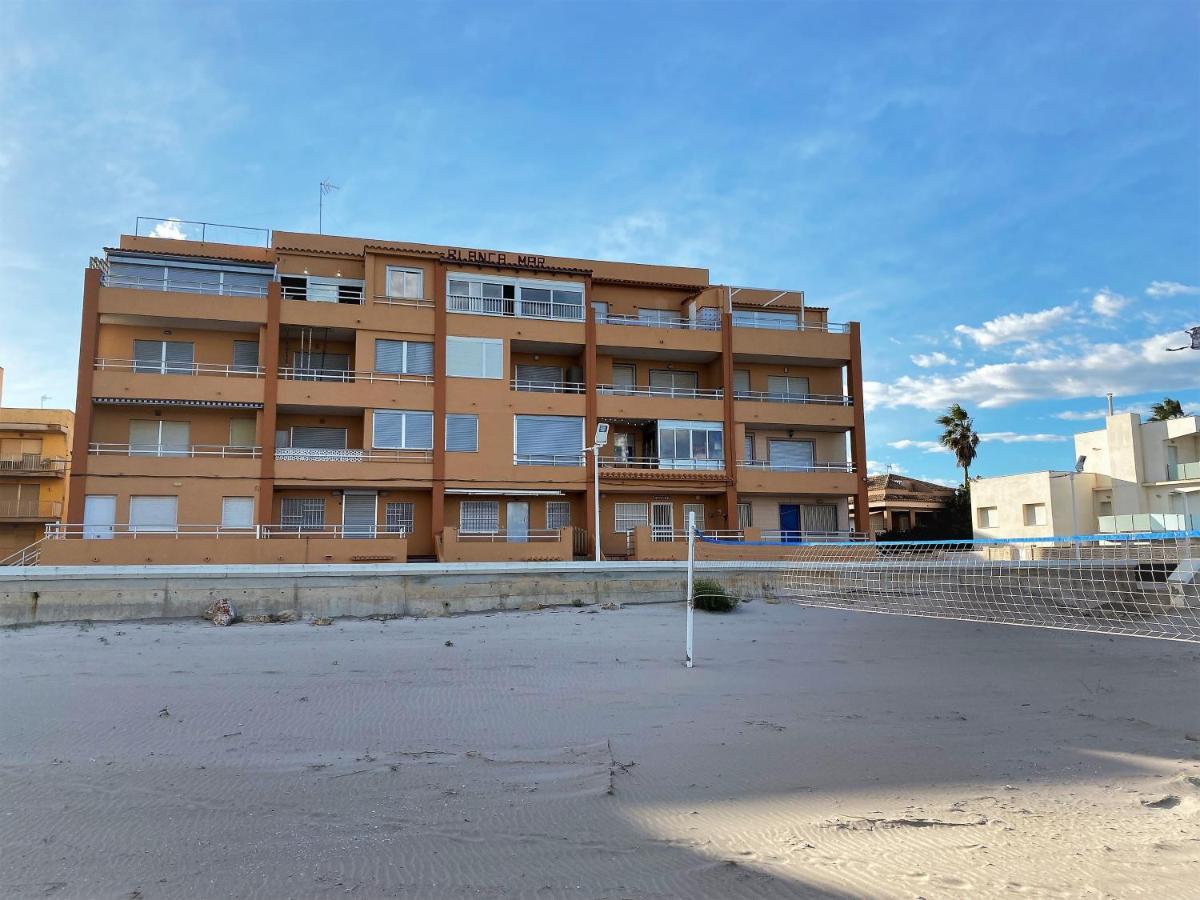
[971,412,1200,539]
[859,473,957,534]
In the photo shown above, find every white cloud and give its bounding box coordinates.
[979,431,1069,444]
[865,331,1197,411]
[1053,405,1141,421]
[148,217,187,240]
[887,439,946,453]
[1090,289,1129,318]
[954,305,1076,348]
[866,460,906,476]
[910,351,957,368]
[915,475,960,489]
[1146,280,1200,298]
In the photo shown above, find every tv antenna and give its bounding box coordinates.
[319,180,340,234]
[40,394,50,409]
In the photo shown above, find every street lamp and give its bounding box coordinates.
[1050,454,1087,559]
[587,423,610,562]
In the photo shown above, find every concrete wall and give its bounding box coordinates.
[0,561,790,627]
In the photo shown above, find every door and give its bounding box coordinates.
[1167,444,1179,480]
[83,495,117,540]
[128,496,178,533]
[779,504,801,542]
[343,492,378,538]
[651,501,674,541]
[506,501,529,543]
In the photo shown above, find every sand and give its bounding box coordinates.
[2,601,1198,899]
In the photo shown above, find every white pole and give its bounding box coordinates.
[593,445,601,562]
[685,510,695,668]
[1070,473,1080,560]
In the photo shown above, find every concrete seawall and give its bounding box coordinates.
[0,562,788,627]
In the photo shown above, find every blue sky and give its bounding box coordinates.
[1,0,1196,485]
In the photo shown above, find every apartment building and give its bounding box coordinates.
[41,225,869,565]
[0,369,74,562]
[971,412,1200,540]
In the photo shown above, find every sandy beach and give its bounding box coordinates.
[2,600,1198,899]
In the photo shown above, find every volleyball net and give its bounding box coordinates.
[689,531,1200,643]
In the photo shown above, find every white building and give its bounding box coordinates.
[971,412,1200,539]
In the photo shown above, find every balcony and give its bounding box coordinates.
[596,384,724,421]
[439,526,576,562]
[733,389,850,405]
[89,443,261,459]
[96,358,264,378]
[597,384,723,400]
[281,281,365,304]
[87,443,261,478]
[0,500,62,521]
[736,459,858,494]
[731,310,850,333]
[0,457,67,476]
[276,448,430,463]
[1166,461,1200,482]
[93,358,265,406]
[101,271,269,297]
[1098,513,1200,534]
[448,293,584,323]
[511,379,585,394]
[597,313,720,331]
[598,456,728,485]
[734,391,855,429]
[513,453,585,467]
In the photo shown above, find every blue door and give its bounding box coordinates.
[779,504,801,542]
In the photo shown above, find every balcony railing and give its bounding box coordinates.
[89,443,261,458]
[0,456,67,473]
[1166,461,1200,481]
[732,311,851,333]
[598,456,726,471]
[281,283,365,304]
[0,500,62,519]
[734,390,852,406]
[95,358,264,377]
[372,294,435,308]
[511,379,586,394]
[513,453,586,467]
[760,530,869,543]
[99,272,270,297]
[46,524,407,540]
[260,525,410,539]
[738,460,856,473]
[598,313,720,331]
[448,294,585,322]
[1098,513,1200,533]
[456,529,565,542]
[278,367,433,385]
[275,447,432,463]
[596,384,724,400]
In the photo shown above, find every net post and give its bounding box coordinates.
[685,511,695,668]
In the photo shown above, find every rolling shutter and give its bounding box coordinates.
[229,418,257,447]
[291,426,347,450]
[133,340,162,372]
[767,440,814,469]
[376,340,435,375]
[342,493,378,537]
[405,342,433,374]
[129,496,178,533]
[514,415,583,465]
[373,411,433,450]
[767,375,809,397]
[232,340,259,372]
[733,370,750,394]
[446,415,478,452]
[221,497,254,529]
[163,342,195,374]
[515,364,563,386]
[375,340,405,373]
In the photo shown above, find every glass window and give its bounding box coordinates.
[737,503,752,529]
[229,418,257,448]
[281,497,325,531]
[385,502,414,534]
[446,336,503,378]
[546,501,571,530]
[386,267,424,300]
[133,340,195,374]
[615,502,649,533]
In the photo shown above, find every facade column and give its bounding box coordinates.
[66,267,101,524]
[721,293,738,530]
[584,274,598,554]
[848,321,870,534]
[256,280,281,526]
[431,260,448,539]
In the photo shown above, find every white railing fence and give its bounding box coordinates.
[95,358,265,377]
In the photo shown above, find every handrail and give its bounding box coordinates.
[596,384,723,400]
[95,358,265,377]
[598,313,720,331]
[0,537,45,566]
[0,456,68,472]
[598,456,725,471]
[372,295,435,308]
[275,447,432,462]
[0,500,63,519]
[100,273,269,297]
[133,216,270,247]
[278,367,433,385]
[513,453,586,467]
[260,525,410,539]
[89,442,262,459]
[455,529,564,542]
[733,390,852,406]
[281,283,365,304]
[738,460,856,473]
[510,379,586,394]
[46,524,409,540]
[759,530,871,542]
[731,311,851,333]
[652,529,745,542]
[447,294,585,323]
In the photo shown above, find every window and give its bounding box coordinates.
[459,500,499,533]
[280,497,325,532]
[1023,503,1047,526]
[546,501,571,530]
[683,503,705,530]
[128,420,190,457]
[386,266,424,300]
[592,301,609,322]
[744,434,755,461]
[514,415,584,465]
[648,369,699,396]
[446,414,479,452]
[229,418,257,448]
[657,420,723,469]
[802,504,838,533]
[733,369,751,395]
[293,350,350,380]
[446,336,503,379]
[637,308,682,326]
[446,274,584,321]
[732,309,798,330]
[281,275,364,304]
[373,410,434,450]
[385,501,414,534]
[231,340,259,372]
[766,375,810,399]
[289,426,347,450]
[133,340,194,374]
[221,497,254,529]
[129,496,178,533]
[105,256,271,296]
[977,506,998,529]
[767,439,815,470]
[610,364,636,394]
[375,339,433,375]
[615,502,650,533]
[737,502,752,529]
[1098,499,1113,517]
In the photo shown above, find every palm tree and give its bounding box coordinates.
[1149,397,1185,420]
[937,403,981,487]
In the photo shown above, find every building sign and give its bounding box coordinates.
[445,247,547,268]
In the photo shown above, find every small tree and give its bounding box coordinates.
[1149,397,1186,420]
[936,403,981,487]
[692,578,739,612]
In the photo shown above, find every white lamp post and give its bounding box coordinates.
[588,423,609,562]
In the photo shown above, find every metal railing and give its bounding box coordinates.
[1098,513,1200,533]
[510,379,586,394]
[275,447,432,463]
[100,272,270,297]
[0,456,67,473]
[733,390,852,405]
[95,358,265,377]
[447,294,585,322]
[46,523,410,540]
[89,443,261,459]
[455,529,565,542]
[598,313,720,331]
[738,460,856,473]
[653,529,744,542]
[513,453,586,467]
[260,525,410,539]
[0,538,45,566]
[596,384,724,400]
[372,295,435,308]
[731,311,851,333]
[1167,461,1200,481]
[760,530,870,543]
[281,282,366,304]
[598,456,725,471]
[0,500,62,519]
[134,217,271,247]
[278,367,433,385]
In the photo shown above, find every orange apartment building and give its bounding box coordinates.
[38,225,869,565]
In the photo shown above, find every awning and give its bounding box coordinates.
[93,397,263,409]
